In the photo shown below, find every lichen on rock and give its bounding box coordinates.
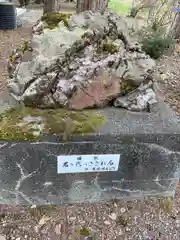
[120,81,137,95]
[0,107,105,140]
[96,37,119,54]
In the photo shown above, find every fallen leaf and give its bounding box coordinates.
[38,215,51,226]
[120,207,126,213]
[34,225,39,233]
[109,212,117,221]
[55,224,62,235]
[104,220,111,225]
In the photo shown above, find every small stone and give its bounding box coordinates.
[109,213,117,220]
[44,181,53,187]
[119,229,123,235]
[34,226,39,233]
[31,205,36,209]
[114,96,129,108]
[55,224,62,235]
[104,220,111,225]
[120,207,126,213]
[69,216,76,221]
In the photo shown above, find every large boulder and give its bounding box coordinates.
[7,10,157,111]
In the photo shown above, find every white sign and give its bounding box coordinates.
[57,154,120,174]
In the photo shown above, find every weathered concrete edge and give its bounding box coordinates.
[1,133,180,152]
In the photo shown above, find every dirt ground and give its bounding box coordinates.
[155,44,180,116]
[0,24,33,92]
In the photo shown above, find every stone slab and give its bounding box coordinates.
[0,134,180,205]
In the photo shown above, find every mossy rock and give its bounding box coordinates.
[41,12,72,29]
[0,107,105,141]
[120,81,137,95]
[97,38,119,54]
[9,40,32,64]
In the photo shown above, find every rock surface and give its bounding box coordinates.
[69,74,121,110]
[7,10,157,111]
[0,136,179,205]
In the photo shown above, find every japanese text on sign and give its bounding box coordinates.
[57,154,120,174]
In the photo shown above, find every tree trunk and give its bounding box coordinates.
[76,0,108,14]
[43,0,60,14]
[129,0,157,18]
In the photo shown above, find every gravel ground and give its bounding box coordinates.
[0,185,180,239]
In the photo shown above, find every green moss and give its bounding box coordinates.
[44,25,55,30]
[159,197,173,214]
[22,40,32,52]
[9,55,15,63]
[80,227,90,236]
[97,38,119,54]
[41,12,72,29]
[0,107,105,140]
[9,40,32,63]
[120,81,137,94]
